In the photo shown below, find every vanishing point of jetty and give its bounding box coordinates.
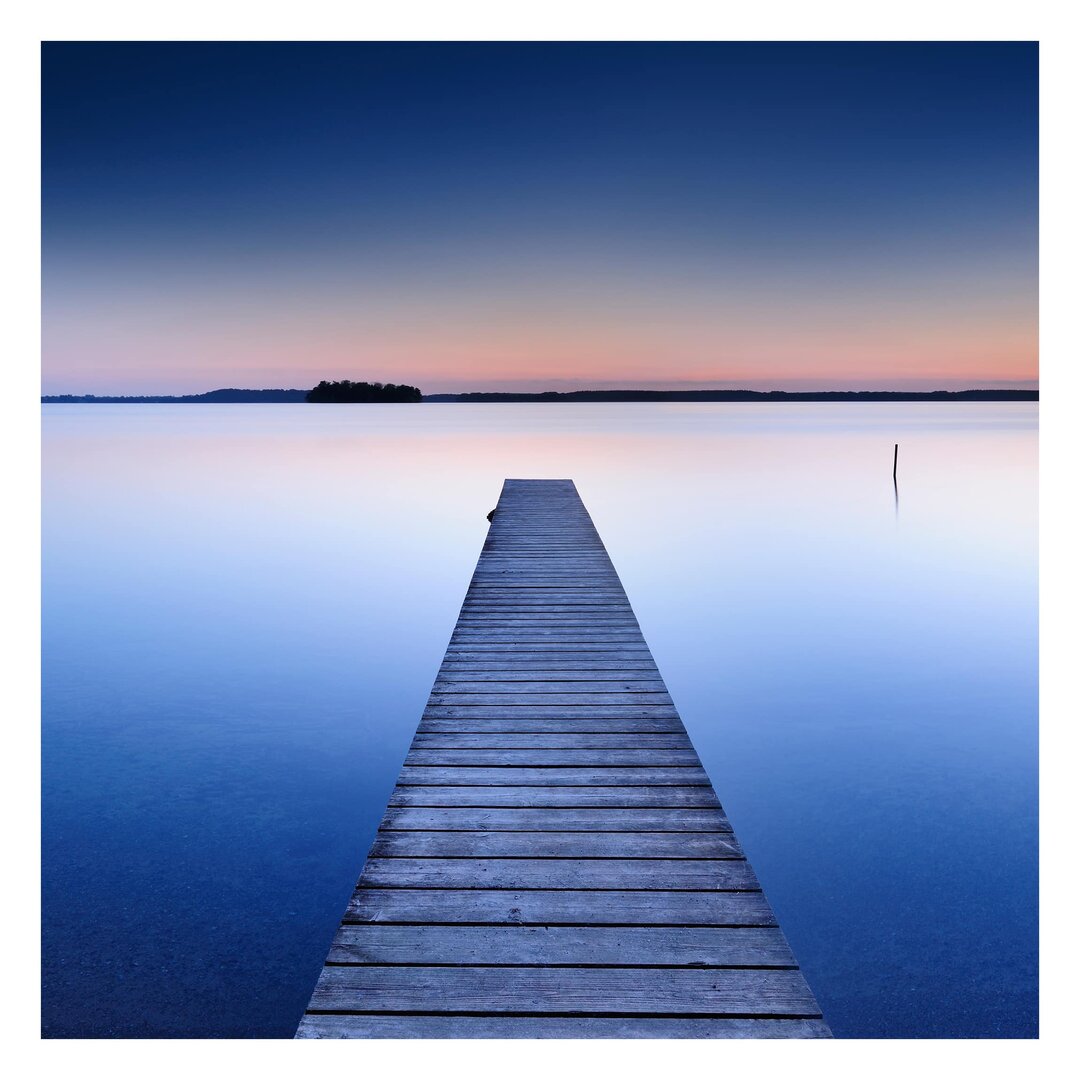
[297,479,829,1038]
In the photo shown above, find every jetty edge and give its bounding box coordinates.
[296,478,829,1038]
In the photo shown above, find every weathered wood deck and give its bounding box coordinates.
[296,479,829,1038]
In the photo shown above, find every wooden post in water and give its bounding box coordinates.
[893,443,899,482]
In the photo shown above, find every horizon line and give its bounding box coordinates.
[42,384,1040,399]
[40,382,1040,396]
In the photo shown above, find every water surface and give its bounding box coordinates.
[41,403,1038,1037]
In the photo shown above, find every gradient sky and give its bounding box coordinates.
[42,42,1038,394]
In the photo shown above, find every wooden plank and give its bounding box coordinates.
[298,479,828,1038]
[403,750,700,766]
[460,603,632,609]
[386,786,723,808]
[461,592,627,597]
[397,766,710,786]
[306,966,821,1016]
[437,670,664,678]
[368,831,742,858]
[455,617,642,625]
[379,806,732,831]
[451,619,641,625]
[432,678,673,686]
[451,621,643,627]
[468,565,622,574]
[424,695,675,707]
[442,644,653,654]
[438,663,662,672]
[357,857,758,889]
[469,567,621,573]
[461,597,631,604]
[326,925,794,966]
[467,582,626,588]
[459,607,634,613]
[446,652,654,659]
[463,585,628,592]
[450,631,647,639]
[454,622,643,630]
[440,654,656,663]
[430,681,668,691]
[456,616,639,622]
[468,567,620,572]
[296,1015,832,1039]
[436,656,656,665]
[417,719,688,733]
[447,639,651,648]
[411,734,694,749]
[343,887,776,926]
[421,707,682,719]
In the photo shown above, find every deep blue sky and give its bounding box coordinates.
[42,42,1038,393]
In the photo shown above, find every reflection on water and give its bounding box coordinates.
[41,403,1038,1038]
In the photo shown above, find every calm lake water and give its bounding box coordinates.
[41,403,1038,1038]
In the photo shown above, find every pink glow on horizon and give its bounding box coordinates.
[42,255,1037,395]
[42,310,1038,395]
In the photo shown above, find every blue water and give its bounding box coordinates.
[41,403,1038,1038]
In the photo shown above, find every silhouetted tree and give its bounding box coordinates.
[306,380,423,403]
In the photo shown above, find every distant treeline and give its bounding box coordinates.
[307,380,422,402]
[43,386,1038,404]
[43,388,309,403]
[41,383,423,404]
[424,389,1039,402]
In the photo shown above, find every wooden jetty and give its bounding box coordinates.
[296,479,829,1038]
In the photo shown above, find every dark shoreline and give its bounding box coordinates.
[43,388,1038,404]
[424,389,1038,403]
